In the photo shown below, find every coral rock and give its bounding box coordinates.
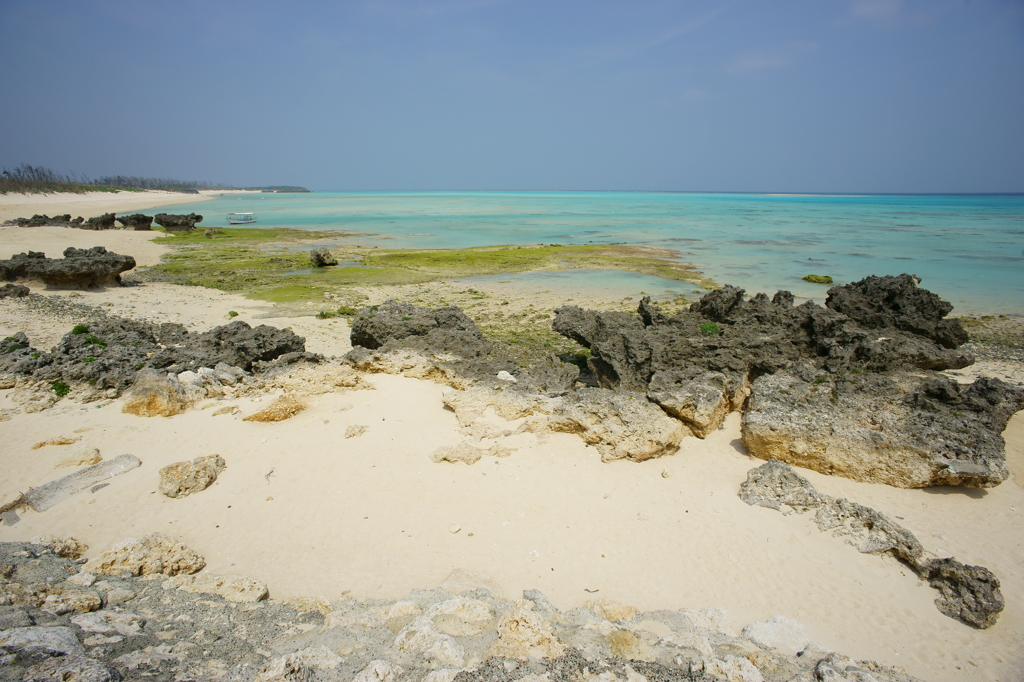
[158,454,226,498]
[549,387,687,462]
[86,533,205,577]
[162,573,269,603]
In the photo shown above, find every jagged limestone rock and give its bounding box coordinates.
[742,364,1024,488]
[739,460,1004,629]
[549,387,688,462]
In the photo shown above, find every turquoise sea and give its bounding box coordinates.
[149,192,1024,316]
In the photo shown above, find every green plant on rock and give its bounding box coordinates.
[71,325,90,334]
[83,357,96,363]
[316,311,337,319]
[228,311,239,317]
[336,306,357,315]
[51,380,70,397]
[83,335,106,348]
[699,322,721,335]
[803,274,833,284]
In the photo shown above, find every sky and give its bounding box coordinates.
[1,0,1022,193]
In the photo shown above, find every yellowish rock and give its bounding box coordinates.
[162,573,269,603]
[86,533,205,577]
[243,394,306,422]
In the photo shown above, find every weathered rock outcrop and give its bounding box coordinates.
[825,273,968,349]
[82,213,116,230]
[158,455,226,498]
[350,300,487,352]
[0,540,933,682]
[548,274,1022,487]
[739,459,1004,628]
[310,247,337,267]
[2,318,305,396]
[741,363,1024,488]
[0,247,136,288]
[553,277,973,397]
[2,214,83,227]
[154,213,202,232]
[549,387,687,462]
[346,300,578,394]
[116,213,153,230]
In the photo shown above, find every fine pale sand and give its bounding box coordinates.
[1,213,1023,682]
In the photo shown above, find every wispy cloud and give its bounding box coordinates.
[727,41,818,75]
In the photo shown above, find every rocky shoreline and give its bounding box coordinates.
[1,536,925,682]
[2,243,1023,681]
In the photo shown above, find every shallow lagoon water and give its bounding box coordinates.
[150,191,1024,315]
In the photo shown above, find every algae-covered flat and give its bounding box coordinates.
[148,227,718,304]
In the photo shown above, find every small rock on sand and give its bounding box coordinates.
[158,455,226,499]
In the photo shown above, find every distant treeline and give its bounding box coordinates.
[0,164,309,194]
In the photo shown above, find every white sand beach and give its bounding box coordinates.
[0,189,256,225]
[1,211,1023,682]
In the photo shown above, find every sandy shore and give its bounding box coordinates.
[1,230,1023,682]
[0,189,256,224]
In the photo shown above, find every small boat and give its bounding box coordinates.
[227,212,257,225]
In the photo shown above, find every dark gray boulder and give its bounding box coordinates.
[0,247,136,288]
[920,557,1004,629]
[82,213,116,230]
[117,214,153,230]
[154,213,203,232]
[826,274,968,349]
[0,282,30,298]
[739,459,1005,629]
[350,300,485,351]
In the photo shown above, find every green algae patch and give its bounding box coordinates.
[146,229,716,305]
[362,244,715,288]
[803,274,834,284]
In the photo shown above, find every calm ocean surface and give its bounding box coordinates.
[151,192,1024,316]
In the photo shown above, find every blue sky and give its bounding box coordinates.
[1,0,1022,192]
